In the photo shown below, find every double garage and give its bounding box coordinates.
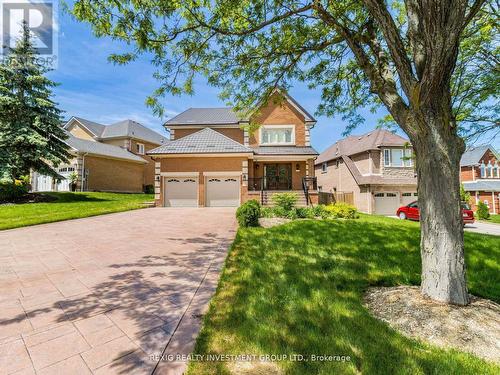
[163,173,241,207]
[374,191,418,215]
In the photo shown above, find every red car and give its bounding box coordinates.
[396,201,475,225]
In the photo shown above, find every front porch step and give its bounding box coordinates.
[261,191,309,207]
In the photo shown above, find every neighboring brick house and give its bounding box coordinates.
[315,129,417,215]
[31,117,168,193]
[460,144,500,214]
[148,90,319,207]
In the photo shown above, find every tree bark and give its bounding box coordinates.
[412,111,470,305]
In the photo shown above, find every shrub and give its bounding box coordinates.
[476,201,490,220]
[236,200,261,227]
[295,207,316,219]
[143,184,154,194]
[286,209,298,220]
[0,180,29,202]
[323,202,358,219]
[260,207,275,218]
[312,204,326,217]
[271,206,287,218]
[271,192,298,211]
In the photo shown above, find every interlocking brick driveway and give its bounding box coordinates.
[0,208,236,375]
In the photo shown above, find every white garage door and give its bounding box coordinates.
[374,192,400,215]
[402,192,418,206]
[164,177,198,207]
[206,177,240,207]
[36,174,53,191]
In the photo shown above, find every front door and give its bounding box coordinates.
[264,164,292,190]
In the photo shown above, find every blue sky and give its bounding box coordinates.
[49,9,498,152]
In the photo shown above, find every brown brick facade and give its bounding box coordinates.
[84,156,145,193]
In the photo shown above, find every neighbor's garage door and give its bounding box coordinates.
[374,192,400,215]
[36,174,53,191]
[401,192,418,206]
[206,177,240,207]
[164,177,198,207]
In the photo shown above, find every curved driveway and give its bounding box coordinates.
[0,208,236,375]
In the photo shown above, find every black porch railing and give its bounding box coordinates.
[302,177,318,205]
[248,177,292,191]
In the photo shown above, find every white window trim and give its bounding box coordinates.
[383,148,412,168]
[259,125,295,146]
[136,143,145,155]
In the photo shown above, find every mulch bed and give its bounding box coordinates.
[0,193,57,205]
[364,286,500,363]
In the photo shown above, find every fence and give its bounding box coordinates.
[318,191,354,205]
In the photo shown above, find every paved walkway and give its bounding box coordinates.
[0,208,237,375]
[464,221,500,236]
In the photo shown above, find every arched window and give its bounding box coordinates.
[487,162,493,178]
[480,163,486,178]
[494,161,499,178]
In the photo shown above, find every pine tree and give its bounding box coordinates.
[0,22,70,181]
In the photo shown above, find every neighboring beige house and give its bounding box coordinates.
[315,129,417,215]
[148,90,319,207]
[31,117,168,193]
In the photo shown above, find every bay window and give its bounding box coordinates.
[260,125,295,145]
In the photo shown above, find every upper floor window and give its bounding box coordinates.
[321,162,328,173]
[383,148,412,167]
[136,143,145,155]
[260,125,295,145]
[481,161,499,178]
[480,163,486,178]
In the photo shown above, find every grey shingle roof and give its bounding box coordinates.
[316,129,410,164]
[72,117,106,137]
[463,180,500,192]
[253,146,318,155]
[101,120,168,145]
[460,144,498,166]
[148,128,252,154]
[166,108,241,125]
[65,133,147,163]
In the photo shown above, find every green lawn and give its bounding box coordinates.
[189,215,500,375]
[0,192,154,230]
[481,214,500,224]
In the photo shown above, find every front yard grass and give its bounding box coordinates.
[0,192,154,230]
[189,215,500,374]
[481,214,500,224]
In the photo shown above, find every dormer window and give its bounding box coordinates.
[260,125,295,145]
[136,143,145,155]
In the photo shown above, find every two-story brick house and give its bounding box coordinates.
[31,117,168,193]
[460,144,500,213]
[315,129,417,215]
[148,91,319,207]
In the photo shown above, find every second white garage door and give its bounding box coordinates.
[374,192,400,216]
[164,177,198,207]
[206,177,240,207]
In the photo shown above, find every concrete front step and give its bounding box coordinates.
[261,191,309,207]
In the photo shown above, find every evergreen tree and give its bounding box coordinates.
[0,22,70,181]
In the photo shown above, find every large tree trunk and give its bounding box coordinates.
[412,112,469,305]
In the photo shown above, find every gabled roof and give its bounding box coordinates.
[148,128,252,154]
[65,133,147,163]
[166,108,241,125]
[165,89,316,126]
[101,120,168,145]
[65,117,168,145]
[316,128,410,164]
[460,144,498,166]
[70,117,106,137]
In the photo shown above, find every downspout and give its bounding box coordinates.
[81,153,88,192]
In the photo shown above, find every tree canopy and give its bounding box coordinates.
[0,23,70,180]
[71,0,498,140]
